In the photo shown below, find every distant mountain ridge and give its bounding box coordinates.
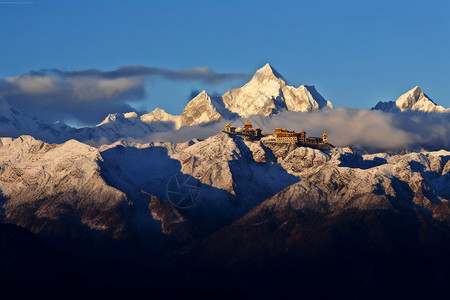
[222,63,333,117]
[0,64,333,144]
[96,63,333,130]
[373,86,448,113]
[1,65,449,147]
[2,132,450,247]
[3,133,450,298]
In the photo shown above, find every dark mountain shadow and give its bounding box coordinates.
[177,208,450,300]
[371,100,401,112]
[409,160,439,179]
[0,222,248,300]
[304,85,329,108]
[100,140,299,237]
[258,141,279,163]
[0,192,151,266]
[210,95,240,120]
[272,89,288,114]
[387,177,416,212]
[0,190,5,220]
[409,159,450,203]
[338,152,387,169]
[227,135,300,211]
[99,145,245,235]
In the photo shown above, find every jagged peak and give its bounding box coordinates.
[411,85,421,92]
[124,112,139,119]
[394,85,447,112]
[187,90,212,105]
[193,90,210,99]
[146,107,178,117]
[140,107,179,125]
[253,63,285,82]
[398,85,429,102]
[97,113,121,126]
[404,85,423,96]
[150,107,167,114]
[198,90,208,96]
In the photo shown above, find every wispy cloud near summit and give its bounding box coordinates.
[28,65,248,85]
[0,65,247,125]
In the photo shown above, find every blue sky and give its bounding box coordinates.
[1,0,449,125]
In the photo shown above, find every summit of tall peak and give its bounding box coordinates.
[395,85,445,112]
[411,85,422,92]
[373,85,447,113]
[184,90,213,109]
[180,90,221,127]
[221,64,332,118]
[190,90,210,101]
[253,63,286,82]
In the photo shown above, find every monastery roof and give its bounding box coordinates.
[245,121,252,126]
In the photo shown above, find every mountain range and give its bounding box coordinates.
[0,64,335,144]
[0,64,448,147]
[2,132,450,243]
[2,131,450,298]
[2,64,450,298]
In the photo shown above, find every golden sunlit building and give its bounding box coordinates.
[224,122,330,148]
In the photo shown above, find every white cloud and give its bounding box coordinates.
[144,109,450,152]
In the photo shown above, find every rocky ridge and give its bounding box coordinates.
[0,132,449,247]
[0,64,334,145]
[373,86,448,113]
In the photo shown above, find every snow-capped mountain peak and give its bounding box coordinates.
[0,97,72,142]
[372,85,448,113]
[0,64,334,145]
[97,113,126,126]
[253,63,286,82]
[124,112,139,119]
[395,85,446,112]
[179,90,222,127]
[222,63,333,118]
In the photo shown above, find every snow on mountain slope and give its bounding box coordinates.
[179,91,223,127]
[0,135,163,241]
[1,132,450,244]
[222,63,333,117]
[251,146,450,217]
[187,147,450,272]
[71,92,224,143]
[73,112,156,143]
[0,97,72,142]
[140,107,181,129]
[101,132,299,231]
[396,86,446,112]
[0,64,334,145]
[373,86,448,113]
[64,108,183,144]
